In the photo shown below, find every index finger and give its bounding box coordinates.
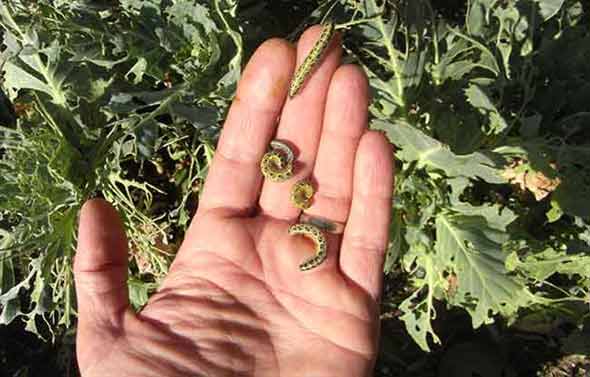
[197,39,296,216]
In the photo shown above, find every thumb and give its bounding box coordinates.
[74,198,130,329]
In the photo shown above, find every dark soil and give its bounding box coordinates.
[0,320,76,377]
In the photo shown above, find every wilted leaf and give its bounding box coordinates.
[502,159,561,201]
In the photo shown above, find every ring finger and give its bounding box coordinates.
[304,65,369,226]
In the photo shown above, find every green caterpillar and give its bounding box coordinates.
[290,179,314,209]
[288,223,327,271]
[289,21,336,98]
[260,140,295,182]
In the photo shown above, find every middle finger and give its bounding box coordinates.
[258,25,342,221]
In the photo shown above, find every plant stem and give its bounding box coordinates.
[369,0,406,108]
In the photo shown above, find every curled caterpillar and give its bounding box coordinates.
[290,179,314,209]
[261,140,294,182]
[289,21,336,98]
[269,140,294,163]
[288,223,327,271]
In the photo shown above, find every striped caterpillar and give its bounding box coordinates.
[288,223,327,271]
[260,140,295,182]
[290,179,314,209]
[289,21,336,97]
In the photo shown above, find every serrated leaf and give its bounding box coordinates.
[435,214,534,328]
[399,252,443,352]
[395,49,427,90]
[465,84,495,112]
[2,39,70,105]
[170,103,218,129]
[0,0,242,342]
[448,28,501,77]
[373,120,505,183]
[126,57,148,85]
[166,2,217,35]
[3,61,54,96]
[119,0,162,15]
[0,264,35,325]
[448,177,517,230]
[432,37,478,83]
[465,84,508,135]
[0,231,15,296]
[128,278,156,310]
[442,59,479,81]
[493,5,522,72]
[507,247,590,281]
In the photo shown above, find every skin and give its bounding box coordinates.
[74,26,394,377]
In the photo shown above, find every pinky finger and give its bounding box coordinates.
[339,131,394,303]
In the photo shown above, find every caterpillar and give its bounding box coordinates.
[289,21,336,98]
[299,214,341,234]
[260,140,295,182]
[290,179,314,209]
[288,223,327,271]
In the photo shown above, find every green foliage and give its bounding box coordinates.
[0,0,589,363]
[0,0,240,338]
[337,0,590,351]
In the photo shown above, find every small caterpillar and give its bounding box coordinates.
[269,140,294,163]
[299,215,341,234]
[261,140,295,182]
[290,179,314,209]
[289,21,336,98]
[288,223,327,271]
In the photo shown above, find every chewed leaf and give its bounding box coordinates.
[465,84,508,135]
[435,214,535,328]
[3,61,53,96]
[399,253,443,352]
[0,260,36,325]
[507,247,590,281]
[373,119,505,183]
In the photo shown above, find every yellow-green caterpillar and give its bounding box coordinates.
[290,179,314,209]
[289,21,336,97]
[261,140,294,182]
[288,223,327,271]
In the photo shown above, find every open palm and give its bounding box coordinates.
[74,27,394,377]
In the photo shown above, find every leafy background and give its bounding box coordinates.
[1,0,589,376]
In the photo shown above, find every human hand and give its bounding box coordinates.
[74,26,394,377]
